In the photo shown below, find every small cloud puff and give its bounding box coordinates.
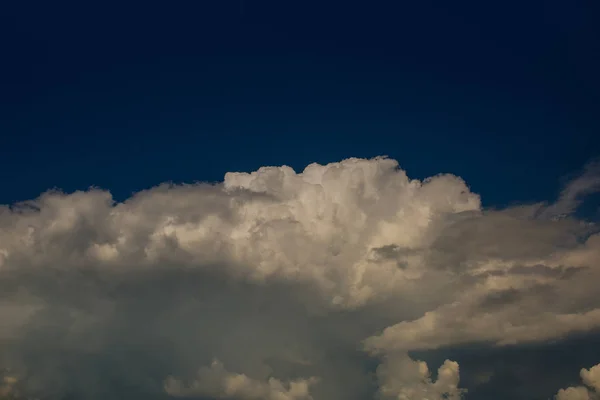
[164,360,318,400]
[556,363,600,400]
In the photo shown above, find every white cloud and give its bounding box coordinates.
[164,359,318,399]
[0,157,598,399]
[0,157,482,310]
[376,353,465,400]
[556,363,600,400]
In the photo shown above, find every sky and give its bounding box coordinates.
[0,1,599,400]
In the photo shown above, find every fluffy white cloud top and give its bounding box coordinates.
[0,157,598,399]
[556,362,600,400]
[375,353,464,400]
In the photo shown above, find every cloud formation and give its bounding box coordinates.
[556,363,600,400]
[376,354,464,400]
[164,360,318,400]
[0,157,599,399]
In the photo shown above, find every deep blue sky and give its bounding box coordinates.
[1,0,598,207]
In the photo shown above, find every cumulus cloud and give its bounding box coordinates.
[556,363,600,400]
[0,157,598,399]
[376,354,464,400]
[164,359,318,399]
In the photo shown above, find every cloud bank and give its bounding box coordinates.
[0,157,599,399]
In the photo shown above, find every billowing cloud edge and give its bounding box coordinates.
[556,362,600,400]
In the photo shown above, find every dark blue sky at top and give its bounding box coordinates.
[1,0,598,209]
